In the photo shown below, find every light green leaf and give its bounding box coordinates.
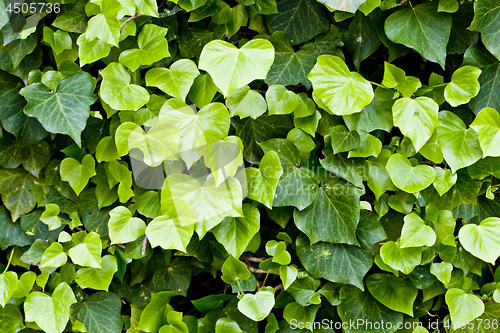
[146,214,195,252]
[316,0,366,13]
[293,176,360,246]
[226,85,267,119]
[0,303,25,333]
[238,288,275,321]
[469,0,500,62]
[41,242,68,268]
[187,73,219,109]
[133,0,159,16]
[115,121,179,167]
[221,255,250,284]
[60,155,96,196]
[470,107,500,157]
[108,206,146,244]
[86,0,122,47]
[240,151,283,208]
[215,318,242,333]
[19,72,97,147]
[392,97,439,152]
[72,292,123,333]
[366,273,418,316]
[95,136,119,163]
[382,62,422,97]
[159,100,229,167]
[266,85,299,116]
[170,0,207,11]
[266,0,329,45]
[444,66,482,106]
[437,111,483,173]
[212,204,260,258]
[430,262,452,288]
[43,27,72,55]
[145,59,199,101]
[380,241,423,274]
[308,55,374,116]
[77,33,112,67]
[459,217,500,263]
[433,167,457,196]
[24,282,76,333]
[280,265,298,290]
[343,91,393,133]
[0,272,18,307]
[384,2,452,68]
[100,62,150,111]
[40,204,62,231]
[400,212,436,248]
[445,288,485,328]
[347,131,381,158]
[329,125,360,154]
[68,231,102,268]
[386,153,436,193]
[438,0,459,13]
[76,254,118,291]
[199,39,275,96]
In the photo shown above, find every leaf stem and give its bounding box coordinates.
[120,13,144,32]
[430,83,448,88]
[236,279,244,294]
[368,81,386,89]
[262,272,269,287]
[3,249,14,274]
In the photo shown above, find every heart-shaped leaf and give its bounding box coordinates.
[444,65,481,107]
[41,242,68,268]
[380,241,423,274]
[68,232,102,268]
[199,39,275,96]
[400,212,436,248]
[146,213,195,252]
[60,155,96,196]
[386,153,436,193]
[392,97,439,152]
[226,86,267,119]
[108,206,146,244]
[445,288,485,328]
[366,273,418,316]
[430,262,453,288]
[470,107,500,157]
[308,55,374,116]
[145,59,199,101]
[221,255,250,284]
[237,288,275,321]
[265,85,299,115]
[315,0,366,13]
[458,217,500,263]
[0,272,18,307]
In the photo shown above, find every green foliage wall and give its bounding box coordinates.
[1,0,500,332]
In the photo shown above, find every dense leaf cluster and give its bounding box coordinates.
[1,0,500,332]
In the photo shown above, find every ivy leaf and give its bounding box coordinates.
[137,291,177,332]
[464,45,500,114]
[108,206,146,244]
[296,234,371,290]
[308,55,374,116]
[226,86,267,119]
[76,254,118,291]
[72,292,123,333]
[187,73,219,109]
[0,272,18,307]
[24,282,76,333]
[240,151,283,208]
[343,11,381,70]
[145,59,199,101]
[215,318,242,333]
[293,176,360,246]
[86,0,122,47]
[384,2,452,68]
[380,241,423,275]
[0,169,37,222]
[43,27,72,55]
[40,204,62,231]
[266,0,329,45]
[445,288,485,328]
[265,85,299,116]
[60,155,96,196]
[316,0,366,13]
[469,107,500,157]
[343,91,393,133]
[159,100,230,168]
[433,166,457,195]
[400,213,436,248]
[40,242,68,268]
[329,125,360,153]
[52,0,88,33]
[133,0,159,16]
[77,34,112,67]
[221,255,250,284]
[198,39,275,96]
[430,262,453,288]
[468,0,500,62]
[146,214,195,252]
[386,153,436,193]
[437,111,482,173]
[19,71,97,147]
[458,217,500,263]
[337,285,403,333]
[68,231,102,268]
[265,32,320,89]
[238,288,275,321]
[444,66,482,107]
[211,204,260,258]
[366,273,418,316]
[99,62,150,111]
[392,97,439,152]
[119,24,170,71]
